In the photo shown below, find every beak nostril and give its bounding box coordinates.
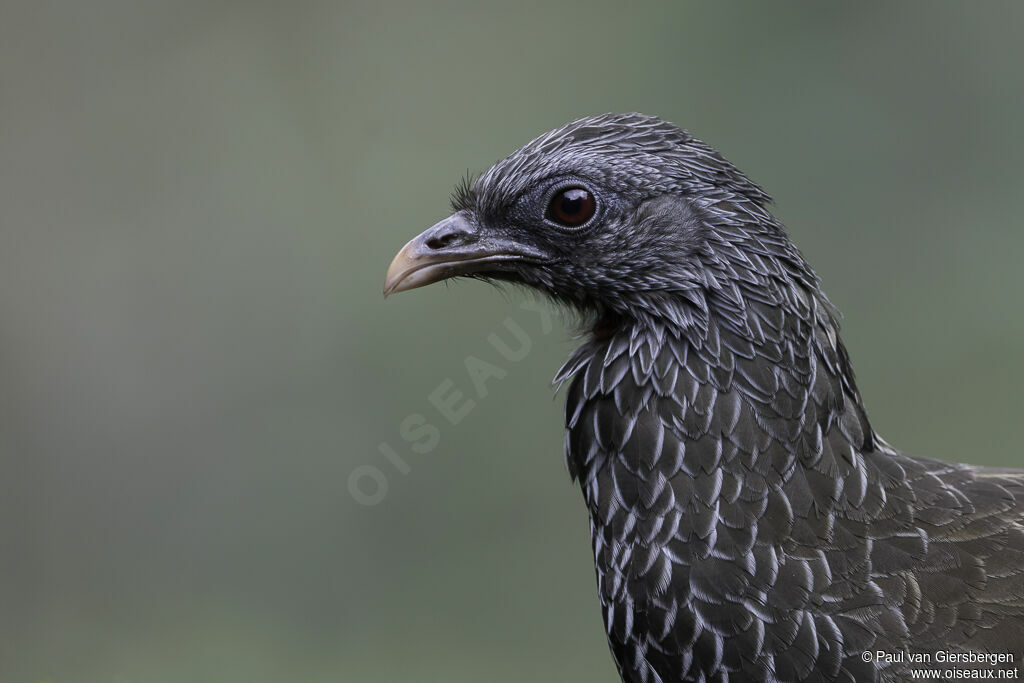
[424,219,477,250]
[420,213,479,251]
[426,231,460,250]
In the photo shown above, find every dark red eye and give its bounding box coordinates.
[546,187,596,228]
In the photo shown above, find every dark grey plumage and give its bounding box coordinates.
[384,113,1024,682]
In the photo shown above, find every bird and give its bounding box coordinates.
[382,113,1024,682]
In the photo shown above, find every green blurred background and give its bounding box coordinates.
[2,2,1022,681]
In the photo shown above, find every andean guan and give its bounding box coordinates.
[382,113,1024,682]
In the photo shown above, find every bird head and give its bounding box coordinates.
[384,113,820,334]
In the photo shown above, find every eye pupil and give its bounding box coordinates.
[547,186,596,227]
[560,189,586,215]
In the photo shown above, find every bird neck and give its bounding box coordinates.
[560,278,877,483]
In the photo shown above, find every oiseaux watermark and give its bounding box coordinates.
[349,297,553,505]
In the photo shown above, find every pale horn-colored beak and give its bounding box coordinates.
[383,212,543,296]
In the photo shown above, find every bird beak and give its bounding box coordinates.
[383,212,542,296]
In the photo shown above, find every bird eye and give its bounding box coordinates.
[546,187,597,228]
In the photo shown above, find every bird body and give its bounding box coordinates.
[384,114,1024,681]
[557,313,1024,682]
